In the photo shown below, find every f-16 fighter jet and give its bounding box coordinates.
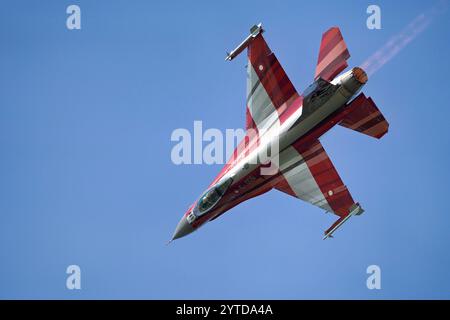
[171,23,389,242]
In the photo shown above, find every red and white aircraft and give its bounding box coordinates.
[171,24,389,241]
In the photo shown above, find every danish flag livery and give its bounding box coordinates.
[171,24,389,242]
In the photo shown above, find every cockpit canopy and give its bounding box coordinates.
[193,177,233,217]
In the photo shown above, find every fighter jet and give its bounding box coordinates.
[171,23,389,241]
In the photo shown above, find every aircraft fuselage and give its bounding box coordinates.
[171,67,368,240]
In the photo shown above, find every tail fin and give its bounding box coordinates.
[339,93,389,139]
[315,27,350,81]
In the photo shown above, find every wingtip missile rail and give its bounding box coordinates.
[225,23,264,61]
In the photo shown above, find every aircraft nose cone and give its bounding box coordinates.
[171,216,194,240]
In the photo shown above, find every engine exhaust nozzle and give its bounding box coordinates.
[352,67,368,84]
[338,66,368,98]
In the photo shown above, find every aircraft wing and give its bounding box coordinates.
[275,140,364,238]
[212,24,303,186]
[245,31,302,135]
[226,24,302,136]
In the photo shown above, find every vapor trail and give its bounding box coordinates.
[361,0,449,77]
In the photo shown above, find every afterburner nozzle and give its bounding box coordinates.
[352,67,368,84]
[338,67,368,98]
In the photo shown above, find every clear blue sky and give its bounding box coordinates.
[1,0,450,299]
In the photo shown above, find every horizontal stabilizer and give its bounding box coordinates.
[339,93,389,139]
